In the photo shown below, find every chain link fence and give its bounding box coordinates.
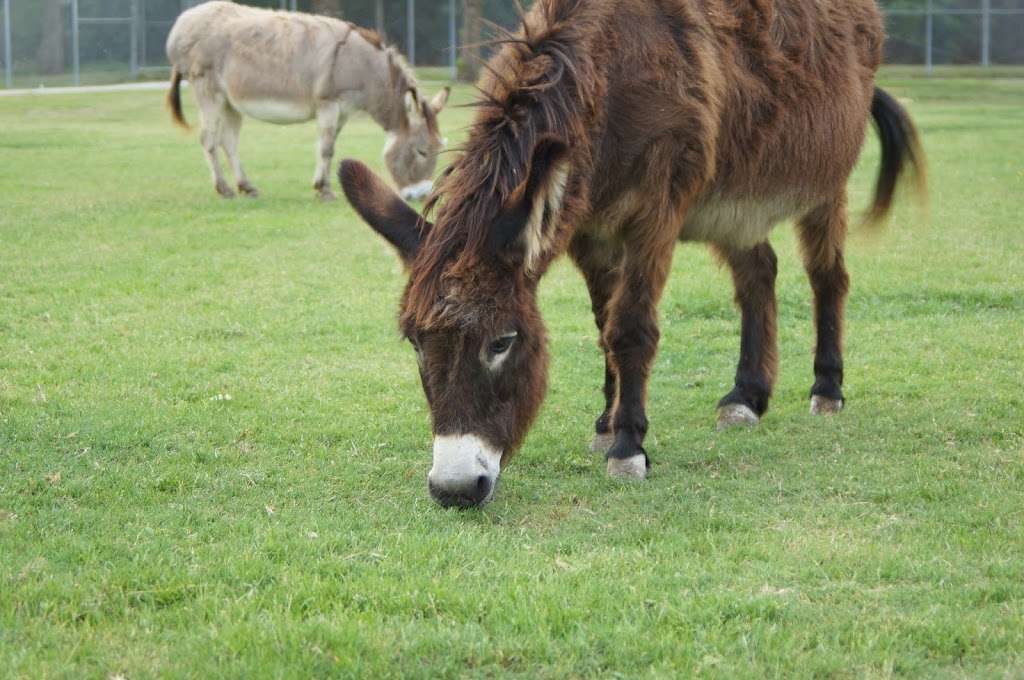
[884,0,1024,72]
[2,0,1023,90]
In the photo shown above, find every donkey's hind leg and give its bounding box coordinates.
[712,242,779,430]
[221,106,258,198]
[568,232,623,454]
[798,195,850,415]
[193,77,234,199]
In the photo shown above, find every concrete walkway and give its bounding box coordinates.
[0,81,178,98]
[0,77,446,98]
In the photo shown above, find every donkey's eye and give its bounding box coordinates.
[489,333,517,356]
[415,148,428,158]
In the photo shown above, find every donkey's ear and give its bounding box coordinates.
[488,136,571,268]
[339,159,430,265]
[404,89,422,122]
[430,86,451,114]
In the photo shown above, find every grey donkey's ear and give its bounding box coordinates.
[430,87,451,114]
[339,160,432,265]
[404,89,422,123]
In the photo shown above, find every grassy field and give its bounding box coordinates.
[1,74,1022,678]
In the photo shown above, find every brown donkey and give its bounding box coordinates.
[340,0,925,507]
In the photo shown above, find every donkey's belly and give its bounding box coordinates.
[681,195,807,249]
[230,97,314,124]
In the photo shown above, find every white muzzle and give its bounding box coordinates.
[400,179,433,202]
[427,434,501,508]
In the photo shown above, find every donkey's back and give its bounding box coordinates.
[588,0,892,248]
[167,0,357,108]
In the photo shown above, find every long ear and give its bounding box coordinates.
[488,136,571,269]
[430,86,451,114]
[403,89,422,124]
[339,160,430,264]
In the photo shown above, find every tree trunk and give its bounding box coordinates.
[459,0,483,82]
[311,0,343,19]
[37,0,65,75]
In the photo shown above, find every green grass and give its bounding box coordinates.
[878,65,1024,80]
[1,76,1022,679]
[2,63,1017,91]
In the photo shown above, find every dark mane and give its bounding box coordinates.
[345,22,423,119]
[406,0,591,326]
[352,24,385,50]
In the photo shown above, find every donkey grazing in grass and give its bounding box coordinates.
[166,1,448,201]
[341,0,925,507]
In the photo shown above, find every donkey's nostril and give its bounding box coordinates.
[428,434,502,508]
[428,474,494,508]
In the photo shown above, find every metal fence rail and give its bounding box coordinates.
[2,1,1023,90]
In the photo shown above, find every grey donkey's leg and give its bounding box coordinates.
[193,77,234,199]
[220,106,258,198]
[313,102,346,201]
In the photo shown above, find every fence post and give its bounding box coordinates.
[407,0,415,66]
[3,0,11,89]
[375,0,385,38]
[449,0,456,80]
[981,0,991,68]
[138,0,147,69]
[925,0,933,75]
[130,0,139,78]
[71,0,80,86]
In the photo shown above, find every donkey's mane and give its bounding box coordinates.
[407,0,589,324]
[343,21,428,128]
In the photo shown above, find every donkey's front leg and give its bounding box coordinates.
[603,242,675,480]
[313,102,346,201]
[568,233,623,454]
[712,242,779,429]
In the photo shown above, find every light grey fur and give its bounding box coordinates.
[166,1,448,200]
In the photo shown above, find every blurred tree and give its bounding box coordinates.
[37,0,64,74]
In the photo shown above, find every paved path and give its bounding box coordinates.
[1,77,448,98]
[0,81,178,98]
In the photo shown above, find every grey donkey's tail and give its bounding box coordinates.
[866,86,927,225]
[167,67,189,130]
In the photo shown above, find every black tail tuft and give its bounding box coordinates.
[167,67,189,130]
[866,87,926,226]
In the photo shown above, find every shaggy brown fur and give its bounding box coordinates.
[340,0,924,503]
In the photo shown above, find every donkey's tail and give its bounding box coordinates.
[866,86,926,226]
[167,66,189,130]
